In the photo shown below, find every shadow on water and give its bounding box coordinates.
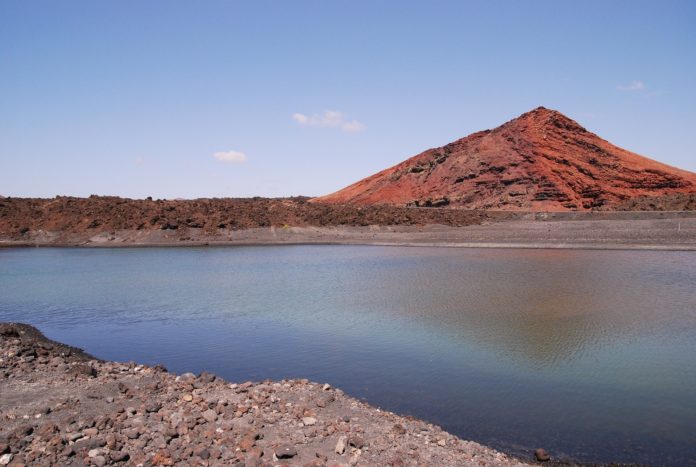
[1,246,695,465]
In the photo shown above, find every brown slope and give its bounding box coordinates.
[313,107,696,210]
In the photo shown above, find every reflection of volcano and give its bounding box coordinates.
[370,249,676,367]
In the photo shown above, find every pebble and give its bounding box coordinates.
[349,434,366,449]
[302,416,317,426]
[202,409,217,423]
[0,454,11,466]
[335,436,347,454]
[535,448,550,462]
[275,445,298,459]
[109,451,129,462]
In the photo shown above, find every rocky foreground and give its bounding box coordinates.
[0,323,531,466]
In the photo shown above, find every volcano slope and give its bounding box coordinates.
[313,107,696,211]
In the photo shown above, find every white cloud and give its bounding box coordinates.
[213,150,247,163]
[292,110,365,132]
[618,80,645,92]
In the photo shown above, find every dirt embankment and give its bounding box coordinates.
[0,323,530,466]
[0,196,503,242]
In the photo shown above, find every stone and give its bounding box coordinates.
[335,436,347,455]
[239,435,256,451]
[193,445,210,460]
[275,445,297,459]
[92,455,106,467]
[69,363,97,378]
[0,454,12,466]
[302,417,317,426]
[182,394,193,402]
[348,435,366,449]
[151,450,174,465]
[535,448,550,462]
[122,428,139,440]
[198,371,216,383]
[146,402,162,413]
[202,409,217,423]
[88,448,100,458]
[109,451,129,462]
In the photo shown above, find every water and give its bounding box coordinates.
[1,246,695,465]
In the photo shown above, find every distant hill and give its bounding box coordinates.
[313,107,696,210]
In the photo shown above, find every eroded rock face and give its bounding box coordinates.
[0,323,530,466]
[0,197,499,243]
[313,107,696,211]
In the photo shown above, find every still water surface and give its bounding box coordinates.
[1,246,695,465]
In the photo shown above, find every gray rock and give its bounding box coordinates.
[275,445,297,459]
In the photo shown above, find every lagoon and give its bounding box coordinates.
[1,246,695,464]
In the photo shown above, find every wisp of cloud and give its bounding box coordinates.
[213,150,247,163]
[292,110,365,132]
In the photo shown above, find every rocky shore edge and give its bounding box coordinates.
[0,323,533,466]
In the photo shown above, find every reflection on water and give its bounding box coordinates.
[1,246,695,465]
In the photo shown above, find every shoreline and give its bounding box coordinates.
[0,323,533,466]
[3,240,696,252]
[2,213,696,251]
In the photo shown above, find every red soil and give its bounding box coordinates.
[313,107,696,210]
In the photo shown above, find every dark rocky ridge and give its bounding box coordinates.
[0,196,501,243]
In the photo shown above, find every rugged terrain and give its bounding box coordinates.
[0,323,530,466]
[609,193,696,211]
[2,197,696,250]
[314,107,696,210]
[0,196,503,244]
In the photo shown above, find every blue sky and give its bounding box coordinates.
[1,1,695,199]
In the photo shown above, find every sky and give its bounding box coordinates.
[1,0,695,199]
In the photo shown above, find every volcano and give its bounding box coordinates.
[313,107,696,210]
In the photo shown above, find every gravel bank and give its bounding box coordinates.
[2,213,696,251]
[0,323,531,466]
